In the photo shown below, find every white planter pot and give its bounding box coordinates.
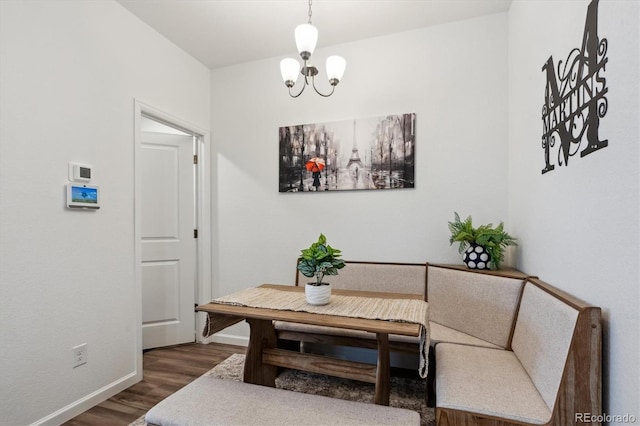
[305,283,332,305]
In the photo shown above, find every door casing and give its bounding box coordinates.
[133,100,212,377]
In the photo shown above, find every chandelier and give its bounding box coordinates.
[279,0,346,98]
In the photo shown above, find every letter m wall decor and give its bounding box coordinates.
[541,0,608,174]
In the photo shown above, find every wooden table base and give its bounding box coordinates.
[375,332,391,405]
[243,318,392,405]
[243,318,277,386]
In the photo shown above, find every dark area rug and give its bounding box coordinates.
[131,353,435,426]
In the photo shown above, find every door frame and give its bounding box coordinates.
[133,100,212,375]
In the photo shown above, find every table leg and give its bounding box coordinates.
[375,332,390,406]
[243,318,277,387]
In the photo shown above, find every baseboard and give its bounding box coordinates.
[211,333,249,347]
[30,370,141,426]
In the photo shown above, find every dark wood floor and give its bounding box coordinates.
[63,342,245,426]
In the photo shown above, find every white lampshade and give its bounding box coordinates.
[295,24,318,57]
[280,58,300,84]
[326,56,346,81]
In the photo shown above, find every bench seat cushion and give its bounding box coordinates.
[276,320,501,349]
[274,320,421,344]
[146,375,420,426]
[429,321,501,349]
[435,343,551,425]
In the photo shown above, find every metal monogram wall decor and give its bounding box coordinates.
[279,114,415,192]
[541,0,608,174]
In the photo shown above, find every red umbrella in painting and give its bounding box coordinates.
[305,157,326,172]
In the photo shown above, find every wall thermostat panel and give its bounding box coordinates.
[67,183,100,209]
[68,162,92,182]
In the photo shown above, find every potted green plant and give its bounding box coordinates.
[448,212,517,270]
[297,233,345,305]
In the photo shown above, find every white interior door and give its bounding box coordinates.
[141,130,196,349]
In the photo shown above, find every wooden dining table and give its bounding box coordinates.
[196,284,427,406]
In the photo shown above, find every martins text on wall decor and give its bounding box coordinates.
[541,0,608,175]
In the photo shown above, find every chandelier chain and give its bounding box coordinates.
[307,0,313,24]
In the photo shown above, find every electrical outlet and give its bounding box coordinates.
[72,343,88,368]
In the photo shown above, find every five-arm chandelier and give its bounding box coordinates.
[279,0,346,98]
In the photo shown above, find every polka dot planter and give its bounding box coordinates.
[463,244,491,270]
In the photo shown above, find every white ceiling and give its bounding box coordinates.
[116,0,512,69]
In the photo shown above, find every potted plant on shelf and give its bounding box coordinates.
[448,212,517,270]
[297,233,345,305]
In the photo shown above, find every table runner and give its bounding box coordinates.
[203,287,430,378]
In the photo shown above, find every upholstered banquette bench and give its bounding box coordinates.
[274,261,602,426]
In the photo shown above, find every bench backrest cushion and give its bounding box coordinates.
[296,261,427,297]
[511,282,579,410]
[427,265,524,349]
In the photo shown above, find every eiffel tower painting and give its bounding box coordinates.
[278,113,415,192]
[346,120,363,170]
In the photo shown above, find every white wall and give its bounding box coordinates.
[210,14,509,342]
[508,0,639,420]
[0,1,210,424]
